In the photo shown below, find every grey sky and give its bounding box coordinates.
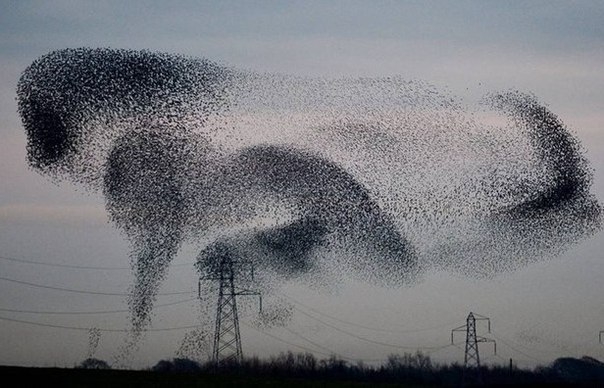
[0,0,603,368]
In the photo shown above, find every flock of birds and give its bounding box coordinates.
[16,48,601,357]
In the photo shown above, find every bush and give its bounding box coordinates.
[77,358,111,370]
[151,358,202,373]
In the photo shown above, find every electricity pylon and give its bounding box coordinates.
[599,331,603,344]
[451,312,496,384]
[199,254,261,365]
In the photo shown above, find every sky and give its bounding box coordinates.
[0,0,603,369]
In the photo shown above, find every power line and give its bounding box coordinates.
[489,329,559,356]
[0,255,130,270]
[424,344,454,356]
[282,292,457,334]
[283,326,389,363]
[241,321,333,357]
[291,304,447,350]
[0,297,197,315]
[282,326,342,356]
[490,333,545,364]
[0,315,202,332]
[242,322,388,363]
[0,254,194,270]
[0,275,194,296]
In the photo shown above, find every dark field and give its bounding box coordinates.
[0,366,425,388]
[1,355,602,388]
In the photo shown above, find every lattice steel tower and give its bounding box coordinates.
[199,253,261,365]
[451,312,496,368]
[213,256,242,363]
[464,312,481,367]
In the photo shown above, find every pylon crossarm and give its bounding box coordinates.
[451,325,467,344]
[234,289,262,312]
[477,336,497,355]
[473,315,491,333]
[235,289,261,296]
